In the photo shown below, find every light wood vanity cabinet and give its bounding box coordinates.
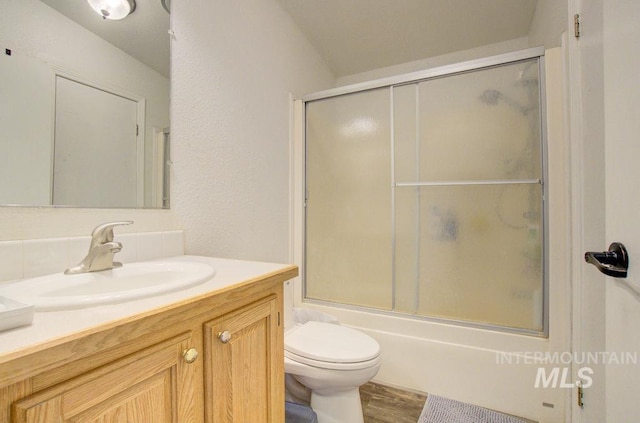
[204,296,282,423]
[0,265,296,423]
[13,333,195,422]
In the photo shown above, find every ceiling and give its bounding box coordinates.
[39,0,539,80]
[39,0,170,78]
[277,0,539,77]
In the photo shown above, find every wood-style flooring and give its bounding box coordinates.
[359,382,537,423]
[360,382,427,423]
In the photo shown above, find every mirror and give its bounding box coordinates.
[0,0,170,208]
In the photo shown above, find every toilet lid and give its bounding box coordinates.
[285,321,380,364]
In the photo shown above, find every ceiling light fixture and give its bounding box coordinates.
[87,0,136,20]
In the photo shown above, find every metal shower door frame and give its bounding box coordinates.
[301,46,549,337]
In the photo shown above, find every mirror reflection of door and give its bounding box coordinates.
[151,127,170,209]
[162,129,170,209]
[53,76,140,207]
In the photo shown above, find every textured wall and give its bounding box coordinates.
[171,0,334,262]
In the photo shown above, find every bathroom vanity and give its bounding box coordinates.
[0,256,297,422]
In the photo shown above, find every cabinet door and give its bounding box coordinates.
[12,333,196,423]
[204,296,283,423]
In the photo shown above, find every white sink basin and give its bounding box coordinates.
[0,261,215,311]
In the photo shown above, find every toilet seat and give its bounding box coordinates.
[285,350,382,371]
[285,321,381,370]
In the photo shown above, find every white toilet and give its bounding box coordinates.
[284,321,382,423]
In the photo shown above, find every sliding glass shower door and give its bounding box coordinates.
[306,88,393,309]
[305,54,545,334]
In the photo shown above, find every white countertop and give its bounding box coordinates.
[0,255,292,358]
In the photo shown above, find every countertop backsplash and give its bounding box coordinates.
[0,230,184,284]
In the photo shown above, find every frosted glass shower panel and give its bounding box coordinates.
[394,184,544,331]
[393,84,419,182]
[304,52,546,334]
[305,88,393,309]
[392,58,545,332]
[415,59,541,182]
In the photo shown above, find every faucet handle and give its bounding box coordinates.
[90,221,133,245]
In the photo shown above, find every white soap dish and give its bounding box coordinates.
[0,296,34,332]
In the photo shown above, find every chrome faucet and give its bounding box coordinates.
[65,221,133,275]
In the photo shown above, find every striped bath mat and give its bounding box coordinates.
[418,395,527,423]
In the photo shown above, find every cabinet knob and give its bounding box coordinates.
[183,348,199,364]
[218,330,232,343]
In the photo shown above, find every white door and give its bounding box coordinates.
[53,76,139,207]
[600,0,640,420]
[570,0,640,421]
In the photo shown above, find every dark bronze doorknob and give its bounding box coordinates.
[585,242,629,278]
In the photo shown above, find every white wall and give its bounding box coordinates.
[337,0,568,89]
[528,0,568,49]
[337,37,529,87]
[170,0,335,263]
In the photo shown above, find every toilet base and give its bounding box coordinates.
[310,387,364,423]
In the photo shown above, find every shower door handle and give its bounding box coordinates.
[585,242,629,278]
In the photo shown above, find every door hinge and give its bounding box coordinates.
[577,382,585,408]
[136,124,139,136]
[277,312,281,326]
[574,14,581,38]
